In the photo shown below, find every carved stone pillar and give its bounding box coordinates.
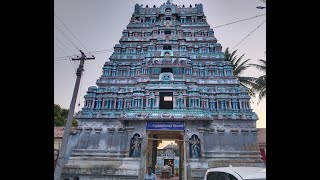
[155,96,159,108]
[135,98,138,108]
[92,99,96,109]
[119,99,123,109]
[102,99,105,109]
[94,127,102,149]
[123,99,126,109]
[176,139,183,180]
[146,98,149,109]
[118,127,125,153]
[139,124,148,179]
[216,100,219,109]
[113,99,117,109]
[205,99,209,109]
[125,127,134,157]
[127,99,131,109]
[184,132,190,180]
[198,127,206,158]
[107,127,115,150]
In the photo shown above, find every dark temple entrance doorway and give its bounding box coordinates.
[146,131,185,180]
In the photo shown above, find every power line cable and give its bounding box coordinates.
[231,19,266,50]
[55,44,69,57]
[52,48,75,70]
[55,23,80,51]
[54,58,71,62]
[55,37,76,55]
[213,14,265,28]
[69,58,77,71]
[54,49,112,59]
[54,48,114,60]
[54,13,93,57]
[55,45,75,70]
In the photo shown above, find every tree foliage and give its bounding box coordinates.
[54,104,78,127]
[224,48,260,97]
[249,58,266,102]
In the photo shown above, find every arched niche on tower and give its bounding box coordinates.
[129,133,142,157]
[159,73,174,81]
[159,1,177,14]
[189,134,201,158]
[161,50,173,57]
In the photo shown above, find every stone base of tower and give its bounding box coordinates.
[206,151,265,168]
[61,157,141,180]
[60,118,265,180]
[61,156,264,180]
[61,159,264,180]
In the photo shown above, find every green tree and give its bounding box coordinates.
[54,104,64,126]
[224,48,260,97]
[60,109,69,119]
[72,117,78,127]
[54,104,61,120]
[249,58,266,102]
[54,104,78,127]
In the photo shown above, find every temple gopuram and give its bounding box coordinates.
[62,1,264,179]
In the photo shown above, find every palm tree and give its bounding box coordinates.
[249,59,266,102]
[224,48,260,97]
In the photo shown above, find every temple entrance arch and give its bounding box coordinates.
[145,130,186,180]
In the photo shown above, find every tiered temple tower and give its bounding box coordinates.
[62,1,264,179]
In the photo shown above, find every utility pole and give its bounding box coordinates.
[54,50,95,180]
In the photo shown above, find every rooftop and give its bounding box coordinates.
[54,127,76,138]
[163,143,179,149]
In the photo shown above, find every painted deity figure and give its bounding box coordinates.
[189,135,201,158]
[130,134,141,157]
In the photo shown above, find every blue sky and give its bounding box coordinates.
[54,0,266,128]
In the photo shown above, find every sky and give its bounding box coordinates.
[54,0,266,128]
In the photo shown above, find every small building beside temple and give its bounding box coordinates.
[258,128,266,164]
